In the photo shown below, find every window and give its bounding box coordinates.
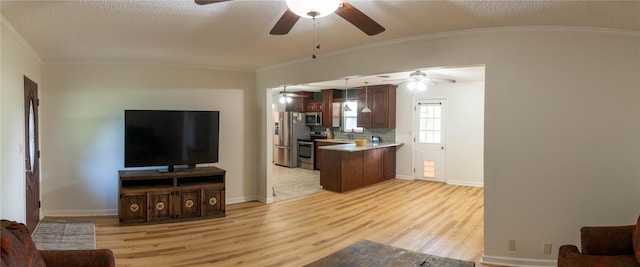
[343,100,363,133]
[418,104,442,143]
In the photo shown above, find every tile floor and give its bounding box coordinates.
[272,165,323,202]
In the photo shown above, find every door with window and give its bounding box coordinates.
[24,76,40,232]
[414,100,445,182]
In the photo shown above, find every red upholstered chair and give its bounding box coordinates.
[1,220,115,267]
[558,216,640,267]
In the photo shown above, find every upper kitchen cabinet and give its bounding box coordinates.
[286,97,305,112]
[357,84,397,128]
[286,92,312,112]
[322,89,341,127]
[305,100,323,112]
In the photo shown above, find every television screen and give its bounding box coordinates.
[124,110,219,169]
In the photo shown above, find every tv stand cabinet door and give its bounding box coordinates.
[203,188,224,217]
[148,192,171,222]
[178,189,201,218]
[120,193,147,224]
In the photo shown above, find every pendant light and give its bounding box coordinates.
[343,78,352,112]
[361,82,372,113]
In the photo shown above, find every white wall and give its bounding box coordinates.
[40,63,257,215]
[0,19,42,221]
[257,28,640,266]
[395,80,485,186]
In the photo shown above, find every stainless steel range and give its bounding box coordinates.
[297,131,326,170]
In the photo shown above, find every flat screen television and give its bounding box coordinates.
[124,110,219,171]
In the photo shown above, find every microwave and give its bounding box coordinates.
[305,112,322,126]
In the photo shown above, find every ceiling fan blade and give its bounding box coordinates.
[430,78,457,84]
[195,0,231,5]
[335,1,385,36]
[270,9,300,35]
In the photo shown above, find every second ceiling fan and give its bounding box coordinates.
[195,0,385,36]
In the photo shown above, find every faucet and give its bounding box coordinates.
[344,132,354,140]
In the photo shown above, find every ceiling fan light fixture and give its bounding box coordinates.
[409,71,427,82]
[279,86,293,104]
[285,0,341,18]
[408,81,427,91]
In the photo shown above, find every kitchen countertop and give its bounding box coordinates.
[315,139,354,143]
[318,141,403,152]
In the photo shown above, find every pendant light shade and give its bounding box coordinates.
[285,0,341,18]
[361,82,372,113]
[343,78,352,112]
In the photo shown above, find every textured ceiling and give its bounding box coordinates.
[2,0,639,72]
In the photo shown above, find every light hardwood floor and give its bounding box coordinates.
[94,179,492,266]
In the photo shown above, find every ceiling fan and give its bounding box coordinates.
[195,0,385,36]
[385,71,456,90]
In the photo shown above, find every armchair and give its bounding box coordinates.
[558,216,640,267]
[1,220,115,267]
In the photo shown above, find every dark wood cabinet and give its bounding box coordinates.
[320,145,398,193]
[357,84,396,128]
[315,140,350,170]
[382,147,397,180]
[118,166,225,225]
[286,97,305,112]
[305,100,323,112]
[363,149,384,185]
[321,90,335,126]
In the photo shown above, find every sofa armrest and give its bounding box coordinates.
[558,244,638,267]
[39,249,115,267]
[581,225,635,255]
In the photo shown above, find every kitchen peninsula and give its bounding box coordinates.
[319,141,402,193]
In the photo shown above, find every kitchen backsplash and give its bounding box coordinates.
[312,126,395,142]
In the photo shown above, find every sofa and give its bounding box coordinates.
[558,216,640,267]
[1,220,115,267]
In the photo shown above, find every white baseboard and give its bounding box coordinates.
[394,175,484,187]
[43,209,118,217]
[446,179,484,187]
[481,255,556,267]
[226,195,258,204]
[395,174,413,180]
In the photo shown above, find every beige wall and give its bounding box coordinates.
[257,28,640,266]
[395,80,485,186]
[0,19,42,222]
[40,63,257,215]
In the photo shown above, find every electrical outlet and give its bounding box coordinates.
[543,243,552,254]
[508,240,516,251]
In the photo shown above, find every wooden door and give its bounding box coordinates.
[24,77,40,232]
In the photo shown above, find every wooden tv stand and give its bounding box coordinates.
[118,166,225,225]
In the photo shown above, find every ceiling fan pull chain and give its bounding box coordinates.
[312,17,318,59]
[316,18,321,50]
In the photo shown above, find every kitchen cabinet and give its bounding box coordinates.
[319,144,400,193]
[305,100,323,112]
[357,84,396,128]
[286,97,305,112]
[382,147,396,180]
[321,90,335,126]
[314,140,350,170]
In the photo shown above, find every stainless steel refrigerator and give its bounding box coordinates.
[274,112,308,167]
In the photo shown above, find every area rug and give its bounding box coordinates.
[31,219,96,250]
[305,240,475,267]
